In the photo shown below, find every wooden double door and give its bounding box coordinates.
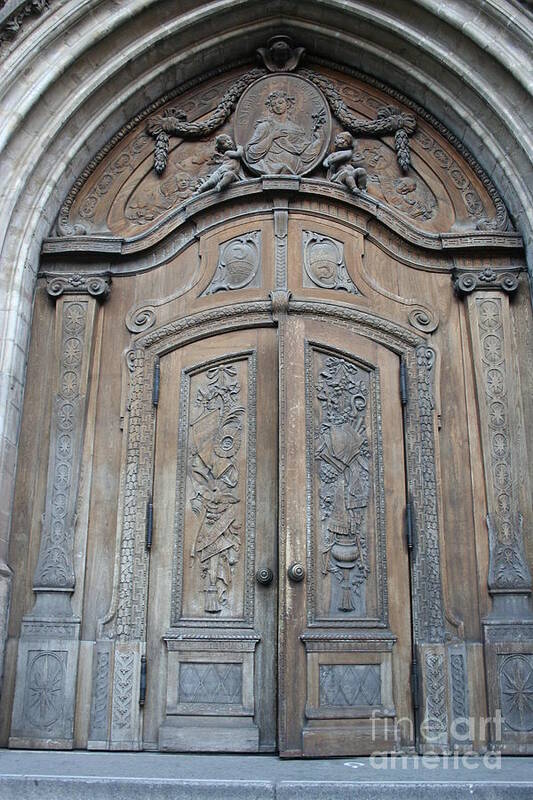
[144,315,414,756]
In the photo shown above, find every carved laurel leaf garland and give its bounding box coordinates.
[299,70,416,173]
[146,42,416,176]
[146,68,266,174]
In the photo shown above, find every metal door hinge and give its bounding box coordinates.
[411,657,419,710]
[152,358,160,406]
[406,500,415,552]
[139,655,147,706]
[145,497,153,550]
[400,359,408,406]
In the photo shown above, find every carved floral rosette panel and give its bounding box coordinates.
[34,299,89,589]
[172,352,256,625]
[498,654,533,733]
[473,296,531,591]
[305,344,386,625]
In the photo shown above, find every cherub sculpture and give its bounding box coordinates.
[194,134,244,194]
[322,132,367,194]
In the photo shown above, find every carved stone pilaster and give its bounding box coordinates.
[10,292,102,748]
[461,283,533,752]
[466,292,532,607]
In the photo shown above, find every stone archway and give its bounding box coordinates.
[1,9,532,752]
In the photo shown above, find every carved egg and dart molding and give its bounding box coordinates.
[56,36,509,239]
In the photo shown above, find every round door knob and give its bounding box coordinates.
[256,567,274,586]
[287,562,305,582]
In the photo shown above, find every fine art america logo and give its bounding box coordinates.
[344,711,504,770]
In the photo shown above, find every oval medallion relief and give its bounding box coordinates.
[235,74,331,176]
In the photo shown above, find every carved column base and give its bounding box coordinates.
[417,642,473,754]
[486,591,533,623]
[88,641,143,750]
[417,643,450,753]
[9,614,80,748]
[483,616,533,753]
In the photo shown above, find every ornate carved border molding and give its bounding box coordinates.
[0,0,50,54]
[42,180,524,274]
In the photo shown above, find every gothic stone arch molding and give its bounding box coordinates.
[91,299,446,749]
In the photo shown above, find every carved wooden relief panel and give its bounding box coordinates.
[172,352,256,624]
[306,346,385,625]
[202,231,262,295]
[302,232,360,294]
[55,47,510,240]
[234,74,331,175]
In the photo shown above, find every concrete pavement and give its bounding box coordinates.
[1,750,533,798]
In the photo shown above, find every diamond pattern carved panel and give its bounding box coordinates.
[178,662,243,705]
[319,663,381,707]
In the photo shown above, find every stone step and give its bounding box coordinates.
[1,750,532,799]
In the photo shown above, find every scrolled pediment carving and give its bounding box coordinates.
[408,307,439,333]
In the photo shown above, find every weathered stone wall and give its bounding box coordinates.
[0,0,531,702]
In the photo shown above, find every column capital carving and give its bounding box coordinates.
[452,267,521,297]
[45,272,111,300]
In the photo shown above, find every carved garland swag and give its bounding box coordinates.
[147,51,416,177]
